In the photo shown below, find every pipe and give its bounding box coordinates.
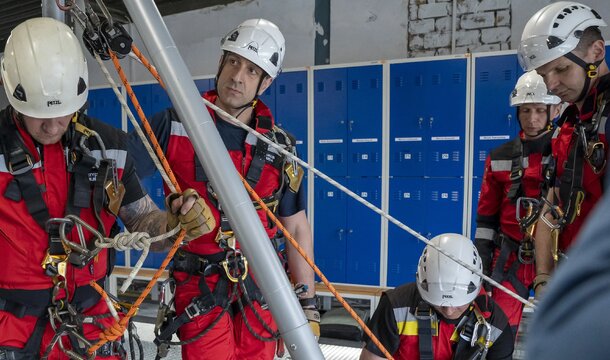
[42,0,65,22]
[122,1,323,359]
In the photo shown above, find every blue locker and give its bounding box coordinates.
[387,177,427,286]
[347,66,383,176]
[88,88,122,129]
[345,177,381,285]
[473,54,520,177]
[470,177,483,238]
[314,68,348,176]
[314,176,348,283]
[150,83,172,114]
[425,177,464,237]
[389,62,428,177]
[195,78,213,94]
[276,71,308,162]
[426,59,467,177]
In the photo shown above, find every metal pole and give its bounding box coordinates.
[122,2,323,359]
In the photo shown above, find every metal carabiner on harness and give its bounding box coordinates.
[221,250,249,283]
[471,320,492,360]
[57,215,104,268]
[515,197,539,264]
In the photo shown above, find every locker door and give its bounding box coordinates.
[88,88,122,129]
[314,176,347,282]
[473,55,520,177]
[390,62,428,177]
[150,83,172,114]
[347,65,383,176]
[195,78,214,94]
[345,177,381,285]
[276,71,308,162]
[426,59,467,177]
[314,68,348,176]
[426,177,464,238]
[387,177,427,286]
[259,80,276,115]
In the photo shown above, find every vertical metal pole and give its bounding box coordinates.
[122,2,323,359]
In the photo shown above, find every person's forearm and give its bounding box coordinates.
[286,229,315,298]
[534,215,555,275]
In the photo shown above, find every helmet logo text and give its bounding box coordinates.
[442,294,453,299]
[47,100,62,107]
[245,41,259,54]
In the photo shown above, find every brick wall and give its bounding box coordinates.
[408,0,511,57]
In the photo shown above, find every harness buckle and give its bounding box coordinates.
[42,253,69,278]
[518,238,535,264]
[221,250,248,283]
[184,298,215,320]
[8,153,33,176]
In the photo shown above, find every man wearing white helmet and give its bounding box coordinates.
[360,234,513,360]
[518,1,610,297]
[474,71,561,336]
[129,19,316,359]
[0,18,214,359]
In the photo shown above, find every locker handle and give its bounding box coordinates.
[418,117,424,128]
[349,120,354,132]
[338,228,345,241]
[507,114,512,127]
[429,117,434,128]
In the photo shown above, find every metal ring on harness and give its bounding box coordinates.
[221,250,248,283]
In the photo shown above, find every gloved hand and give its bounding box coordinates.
[299,297,320,339]
[166,188,216,239]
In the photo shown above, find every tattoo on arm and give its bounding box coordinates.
[119,195,172,251]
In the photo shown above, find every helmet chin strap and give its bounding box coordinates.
[563,52,603,103]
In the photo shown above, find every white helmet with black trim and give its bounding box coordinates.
[510,71,561,107]
[220,18,285,79]
[518,1,606,71]
[1,17,88,118]
[416,233,482,308]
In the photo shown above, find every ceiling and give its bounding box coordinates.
[0,0,238,53]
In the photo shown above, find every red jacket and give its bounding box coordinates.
[165,91,288,255]
[552,79,609,251]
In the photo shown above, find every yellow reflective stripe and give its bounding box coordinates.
[396,320,438,336]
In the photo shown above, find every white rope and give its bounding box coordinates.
[201,98,537,309]
[94,49,535,309]
[95,225,181,293]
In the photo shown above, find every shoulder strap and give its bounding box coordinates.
[416,300,434,360]
[506,138,524,202]
[0,110,50,229]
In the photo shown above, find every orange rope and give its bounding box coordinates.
[121,47,394,359]
[131,44,165,88]
[88,51,187,355]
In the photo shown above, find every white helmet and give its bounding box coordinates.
[1,17,88,118]
[416,233,482,307]
[220,18,285,78]
[510,71,561,107]
[518,1,606,71]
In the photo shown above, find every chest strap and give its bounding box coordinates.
[506,139,524,202]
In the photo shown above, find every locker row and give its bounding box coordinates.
[88,51,525,287]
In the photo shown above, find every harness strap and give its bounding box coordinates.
[558,126,586,226]
[491,234,530,299]
[416,301,434,360]
[506,139,524,202]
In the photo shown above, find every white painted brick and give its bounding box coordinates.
[410,0,428,4]
[455,29,480,46]
[501,42,512,50]
[481,27,511,43]
[418,3,449,19]
[409,34,425,50]
[409,49,437,57]
[435,0,452,2]
[436,17,452,32]
[457,0,510,14]
[496,9,510,27]
[471,43,501,53]
[436,47,451,55]
[423,31,451,48]
[454,45,472,54]
[460,12,495,29]
[409,19,436,34]
[409,4,419,20]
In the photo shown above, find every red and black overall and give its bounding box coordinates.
[0,106,145,359]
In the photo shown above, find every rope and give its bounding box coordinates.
[87,50,188,356]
